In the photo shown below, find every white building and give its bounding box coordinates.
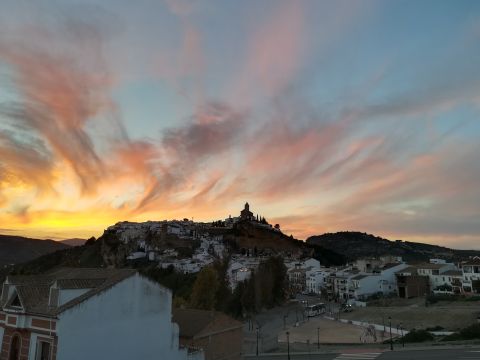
[0,268,200,360]
[416,262,457,290]
[330,263,409,301]
[461,259,480,294]
[306,269,330,295]
[303,258,321,270]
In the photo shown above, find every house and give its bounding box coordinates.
[302,259,321,270]
[0,268,197,360]
[173,309,243,360]
[288,267,306,293]
[432,270,463,294]
[461,259,480,294]
[305,269,330,295]
[354,258,383,273]
[396,266,430,298]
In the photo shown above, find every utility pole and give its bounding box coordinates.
[317,327,320,349]
[400,323,405,348]
[389,316,393,351]
[256,326,259,357]
[286,331,291,360]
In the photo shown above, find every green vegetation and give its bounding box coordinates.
[427,294,480,304]
[398,329,434,343]
[442,324,480,341]
[143,255,289,319]
[189,266,219,310]
[140,265,197,302]
[226,256,288,317]
[307,243,346,266]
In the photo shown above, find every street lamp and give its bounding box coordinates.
[256,326,259,357]
[286,331,291,360]
[388,316,393,351]
[317,327,320,349]
[400,323,405,348]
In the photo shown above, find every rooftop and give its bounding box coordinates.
[442,270,463,276]
[2,267,137,317]
[415,263,446,270]
[172,308,242,339]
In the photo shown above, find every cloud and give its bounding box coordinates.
[0,1,479,249]
[0,17,115,193]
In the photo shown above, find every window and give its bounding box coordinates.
[10,295,22,308]
[35,341,51,360]
[9,335,21,360]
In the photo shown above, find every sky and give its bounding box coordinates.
[0,0,479,248]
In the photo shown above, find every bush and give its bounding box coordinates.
[399,329,434,343]
[427,294,456,304]
[458,324,480,339]
[425,326,444,332]
[442,324,480,342]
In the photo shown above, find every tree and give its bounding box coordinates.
[212,258,232,312]
[190,266,219,310]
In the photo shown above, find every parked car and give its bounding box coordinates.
[341,304,353,312]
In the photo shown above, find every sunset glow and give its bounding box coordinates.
[1,0,480,248]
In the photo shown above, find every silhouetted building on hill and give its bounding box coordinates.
[240,202,254,221]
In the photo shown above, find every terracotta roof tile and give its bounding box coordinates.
[2,267,136,317]
[172,309,242,339]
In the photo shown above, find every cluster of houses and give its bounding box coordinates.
[111,203,282,277]
[285,256,480,302]
[109,219,226,274]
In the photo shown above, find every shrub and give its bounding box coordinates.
[425,326,444,332]
[442,324,480,341]
[399,329,434,343]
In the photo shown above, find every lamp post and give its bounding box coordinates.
[256,326,259,357]
[286,331,291,360]
[388,316,393,351]
[400,323,405,348]
[317,327,320,349]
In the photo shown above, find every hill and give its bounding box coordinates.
[5,219,346,278]
[0,235,70,266]
[306,231,480,263]
[60,238,87,246]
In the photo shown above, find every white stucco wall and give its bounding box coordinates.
[55,274,187,360]
[58,289,90,306]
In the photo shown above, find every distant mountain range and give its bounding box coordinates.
[60,238,87,246]
[0,235,70,266]
[306,231,480,263]
[4,228,480,273]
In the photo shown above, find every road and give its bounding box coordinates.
[244,347,480,360]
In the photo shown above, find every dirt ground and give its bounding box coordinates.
[341,302,480,331]
[278,317,382,344]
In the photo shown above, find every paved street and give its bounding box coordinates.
[244,347,480,360]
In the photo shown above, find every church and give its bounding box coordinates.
[240,202,254,221]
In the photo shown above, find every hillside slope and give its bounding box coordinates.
[0,235,70,266]
[60,238,87,246]
[306,231,480,262]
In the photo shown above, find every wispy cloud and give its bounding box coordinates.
[0,1,479,248]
